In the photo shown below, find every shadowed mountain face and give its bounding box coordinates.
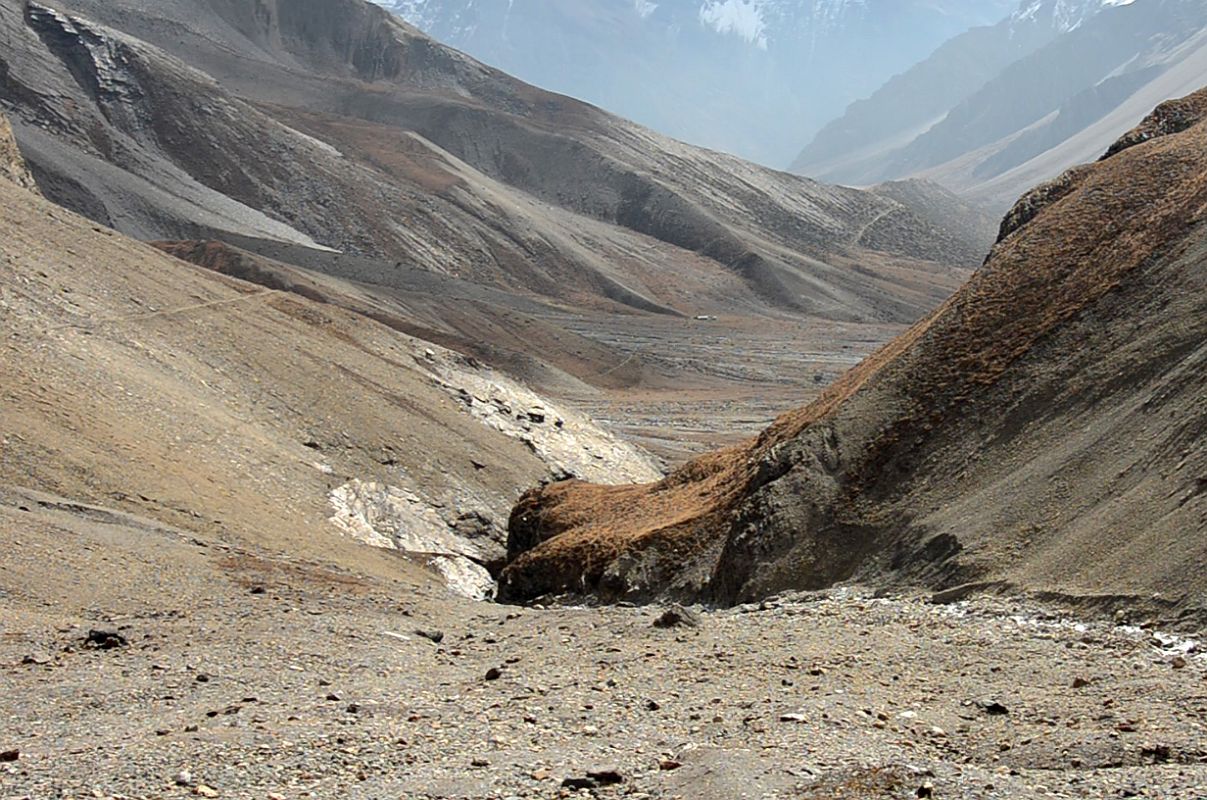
[1,0,985,327]
[500,88,1207,616]
[794,0,1207,210]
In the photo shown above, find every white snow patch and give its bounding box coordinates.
[1014,0,1138,33]
[699,0,769,49]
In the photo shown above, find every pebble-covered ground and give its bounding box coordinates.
[3,497,1206,800]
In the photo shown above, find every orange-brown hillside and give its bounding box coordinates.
[498,89,1207,612]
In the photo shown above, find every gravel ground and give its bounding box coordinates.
[3,495,1206,800]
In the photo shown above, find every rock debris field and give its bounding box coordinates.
[3,499,1206,800]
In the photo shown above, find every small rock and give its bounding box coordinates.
[586,768,624,785]
[917,781,935,798]
[325,693,341,702]
[484,667,502,681]
[1141,744,1173,764]
[195,673,210,683]
[0,750,19,762]
[471,757,490,768]
[645,699,661,711]
[249,586,266,595]
[979,700,1010,716]
[532,768,550,780]
[779,713,808,723]
[1171,656,1188,670]
[561,777,596,790]
[653,605,700,629]
[174,770,193,786]
[1072,677,1091,689]
[194,785,219,798]
[561,769,624,789]
[659,760,683,771]
[83,629,128,650]
[415,629,444,644]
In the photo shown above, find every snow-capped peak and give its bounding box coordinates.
[1013,0,1137,33]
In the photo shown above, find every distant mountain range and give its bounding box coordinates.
[3,0,988,332]
[793,0,1207,208]
[371,0,1016,166]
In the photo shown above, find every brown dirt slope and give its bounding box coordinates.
[499,88,1207,617]
[0,166,659,594]
[151,239,647,394]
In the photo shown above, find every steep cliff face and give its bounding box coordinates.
[500,88,1207,615]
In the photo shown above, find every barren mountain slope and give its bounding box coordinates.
[149,238,652,396]
[796,0,1207,211]
[375,0,1014,167]
[500,89,1207,615]
[791,0,1082,181]
[0,151,660,599]
[7,0,980,323]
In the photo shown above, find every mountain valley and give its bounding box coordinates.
[1,1,1205,799]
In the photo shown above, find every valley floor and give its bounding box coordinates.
[540,311,897,461]
[2,488,1205,800]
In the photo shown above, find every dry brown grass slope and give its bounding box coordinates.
[499,89,1207,620]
